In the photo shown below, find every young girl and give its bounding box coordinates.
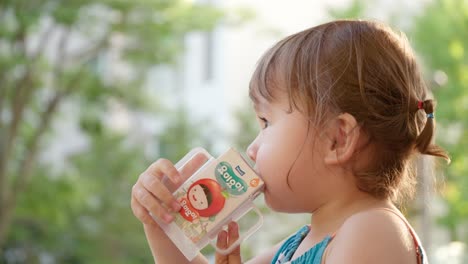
[131,20,449,264]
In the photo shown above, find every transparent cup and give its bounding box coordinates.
[153,147,265,261]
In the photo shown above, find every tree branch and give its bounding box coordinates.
[0,28,30,217]
[68,31,111,64]
[0,25,62,217]
[0,89,65,252]
[0,86,4,128]
[0,17,54,123]
[32,23,56,60]
[13,91,64,192]
[3,23,55,144]
[0,27,80,250]
[7,24,92,210]
[0,25,109,249]
[0,16,50,248]
[10,66,85,204]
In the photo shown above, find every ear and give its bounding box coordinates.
[324,113,361,165]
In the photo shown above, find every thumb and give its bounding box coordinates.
[227,222,241,263]
[215,221,242,264]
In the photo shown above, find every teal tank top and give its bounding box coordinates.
[271,222,426,264]
[271,225,330,264]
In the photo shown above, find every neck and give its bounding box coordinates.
[309,191,393,238]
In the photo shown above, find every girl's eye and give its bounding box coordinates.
[259,117,269,129]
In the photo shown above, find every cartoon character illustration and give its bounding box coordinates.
[186,179,226,217]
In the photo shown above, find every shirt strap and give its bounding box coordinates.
[363,207,424,264]
[325,207,424,264]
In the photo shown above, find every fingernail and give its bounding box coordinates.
[172,201,181,212]
[229,221,237,230]
[218,230,227,241]
[163,213,174,223]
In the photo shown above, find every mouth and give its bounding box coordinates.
[192,195,197,202]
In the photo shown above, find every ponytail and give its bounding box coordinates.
[414,99,450,162]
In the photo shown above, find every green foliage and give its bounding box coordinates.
[327,0,367,19]
[9,131,153,263]
[410,0,468,241]
[0,0,223,262]
[158,106,217,162]
[232,102,258,152]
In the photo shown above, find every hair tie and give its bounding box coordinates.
[417,101,424,110]
[417,101,434,118]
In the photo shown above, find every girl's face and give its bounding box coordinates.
[187,184,208,210]
[247,94,334,213]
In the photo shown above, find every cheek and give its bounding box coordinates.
[255,144,289,183]
[287,137,330,198]
[256,130,308,180]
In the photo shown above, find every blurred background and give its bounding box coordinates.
[0,0,467,263]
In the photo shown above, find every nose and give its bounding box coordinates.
[247,135,260,162]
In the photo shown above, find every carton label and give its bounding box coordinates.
[172,149,263,244]
[215,162,248,195]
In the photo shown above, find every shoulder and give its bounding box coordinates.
[325,209,417,264]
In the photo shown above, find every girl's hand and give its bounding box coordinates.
[216,221,242,264]
[131,153,208,226]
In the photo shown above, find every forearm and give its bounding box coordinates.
[144,224,209,264]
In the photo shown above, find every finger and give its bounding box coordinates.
[164,152,210,192]
[217,229,228,248]
[215,230,228,264]
[147,158,182,185]
[140,173,181,213]
[227,222,240,247]
[133,183,175,224]
[131,196,157,226]
[227,222,242,263]
[179,152,209,180]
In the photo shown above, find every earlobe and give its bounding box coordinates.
[324,143,339,165]
[324,113,360,165]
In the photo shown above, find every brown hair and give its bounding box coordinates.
[249,20,450,202]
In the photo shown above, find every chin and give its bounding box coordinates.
[263,191,277,210]
[263,192,290,212]
[263,191,309,213]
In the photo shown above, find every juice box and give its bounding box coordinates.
[154,147,264,260]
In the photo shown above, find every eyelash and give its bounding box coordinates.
[259,117,269,129]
